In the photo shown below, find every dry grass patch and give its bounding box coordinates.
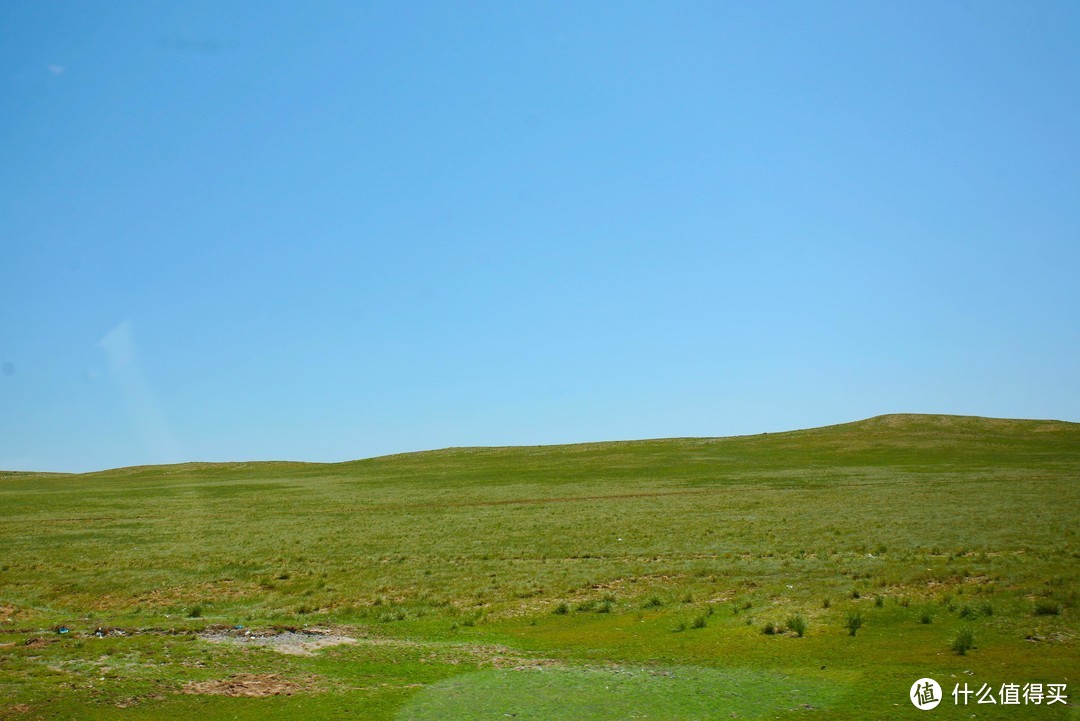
[181,673,311,697]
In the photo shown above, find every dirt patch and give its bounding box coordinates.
[113,694,165,709]
[0,605,32,625]
[199,626,356,656]
[20,637,56,650]
[1,705,33,719]
[182,673,304,698]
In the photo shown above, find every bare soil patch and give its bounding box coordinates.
[19,638,55,650]
[182,673,303,698]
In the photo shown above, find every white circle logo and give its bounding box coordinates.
[910,678,942,710]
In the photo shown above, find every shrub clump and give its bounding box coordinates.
[552,602,570,615]
[1034,601,1061,616]
[377,608,407,623]
[762,622,776,635]
[952,628,975,655]
[845,611,862,637]
[786,614,807,638]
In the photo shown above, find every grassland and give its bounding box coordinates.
[1,414,1078,719]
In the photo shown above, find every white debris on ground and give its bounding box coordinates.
[199,627,356,656]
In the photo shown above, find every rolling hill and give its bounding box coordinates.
[1,414,1077,719]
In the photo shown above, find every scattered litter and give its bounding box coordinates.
[89,627,127,638]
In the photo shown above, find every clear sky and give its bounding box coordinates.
[2,1,1078,473]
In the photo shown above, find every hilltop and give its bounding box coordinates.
[5,412,1078,481]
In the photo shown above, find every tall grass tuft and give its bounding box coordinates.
[846,611,862,637]
[952,628,975,655]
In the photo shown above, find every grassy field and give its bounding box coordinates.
[1,414,1077,719]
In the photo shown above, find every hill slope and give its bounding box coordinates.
[1,414,1077,720]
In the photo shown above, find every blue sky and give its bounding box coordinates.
[2,1,1078,472]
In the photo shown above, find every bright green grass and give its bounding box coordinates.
[1,414,1078,719]
[398,666,843,720]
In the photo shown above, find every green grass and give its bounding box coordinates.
[1,413,1077,719]
[397,666,843,720]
